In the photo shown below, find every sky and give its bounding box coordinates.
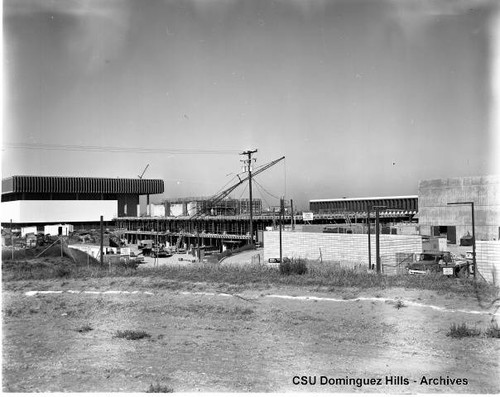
[2,0,500,210]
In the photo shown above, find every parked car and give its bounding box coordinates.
[151,248,172,258]
[407,251,470,277]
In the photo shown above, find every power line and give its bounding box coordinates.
[3,142,240,155]
[254,182,276,211]
[253,178,281,201]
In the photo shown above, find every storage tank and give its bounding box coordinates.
[169,203,184,217]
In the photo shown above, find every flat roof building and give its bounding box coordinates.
[310,195,418,214]
[417,175,500,242]
[1,175,164,225]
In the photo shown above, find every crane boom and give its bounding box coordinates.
[138,164,150,179]
[190,156,285,219]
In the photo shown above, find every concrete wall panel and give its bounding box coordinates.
[418,176,500,240]
[1,200,116,223]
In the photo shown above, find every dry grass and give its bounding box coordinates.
[2,252,498,302]
[447,323,481,338]
[114,330,151,340]
[146,383,174,393]
[484,323,500,338]
[394,299,407,310]
[75,324,93,333]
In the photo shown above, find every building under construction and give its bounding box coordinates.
[3,171,498,253]
[163,197,263,217]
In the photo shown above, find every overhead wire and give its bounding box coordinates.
[283,157,287,198]
[3,142,241,155]
[253,178,281,201]
[254,182,275,211]
[237,182,249,200]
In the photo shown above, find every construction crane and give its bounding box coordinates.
[138,164,151,215]
[190,156,285,219]
[172,156,285,254]
[138,164,149,179]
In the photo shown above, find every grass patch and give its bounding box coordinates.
[2,247,141,281]
[394,299,407,310]
[76,324,93,333]
[279,258,307,275]
[447,323,481,338]
[114,330,151,340]
[484,323,500,338]
[146,383,174,393]
[3,254,498,302]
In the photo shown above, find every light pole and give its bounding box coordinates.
[447,201,476,279]
[372,206,387,273]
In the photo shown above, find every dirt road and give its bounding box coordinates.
[2,279,499,393]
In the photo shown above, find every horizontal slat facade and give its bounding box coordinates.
[310,196,418,213]
[2,176,164,195]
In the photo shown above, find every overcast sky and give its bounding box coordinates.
[2,0,499,210]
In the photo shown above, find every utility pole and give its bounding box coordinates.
[290,199,295,231]
[279,196,284,264]
[10,219,14,260]
[373,206,387,274]
[241,149,257,245]
[60,229,63,258]
[100,215,104,267]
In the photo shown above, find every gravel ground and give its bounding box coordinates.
[3,279,499,393]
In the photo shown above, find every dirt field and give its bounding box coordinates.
[3,277,499,393]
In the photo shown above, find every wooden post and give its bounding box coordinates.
[10,219,14,260]
[279,197,284,264]
[100,215,104,267]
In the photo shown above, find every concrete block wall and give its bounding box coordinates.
[263,231,422,272]
[476,241,500,285]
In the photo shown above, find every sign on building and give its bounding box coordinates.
[302,212,314,221]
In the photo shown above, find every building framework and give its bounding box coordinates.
[163,197,263,217]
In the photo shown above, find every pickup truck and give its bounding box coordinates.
[407,251,470,277]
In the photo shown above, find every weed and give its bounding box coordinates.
[394,300,407,310]
[76,324,93,333]
[114,330,151,340]
[146,383,174,393]
[3,254,498,303]
[484,323,500,338]
[279,258,307,275]
[447,323,481,338]
[231,307,254,317]
[4,308,15,317]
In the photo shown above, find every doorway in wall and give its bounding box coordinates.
[438,226,456,244]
